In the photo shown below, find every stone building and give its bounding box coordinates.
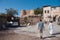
[20,10,34,17]
[20,10,41,25]
[43,6,60,22]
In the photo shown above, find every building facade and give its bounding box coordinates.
[20,10,41,25]
[20,10,34,17]
[43,6,60,22]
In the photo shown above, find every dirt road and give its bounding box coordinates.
[0,33,40,40]
[0,33,60,40]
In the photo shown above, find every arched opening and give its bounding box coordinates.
[53,15,58,22]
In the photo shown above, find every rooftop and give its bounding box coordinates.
[43,5,60,8]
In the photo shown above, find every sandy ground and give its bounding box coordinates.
[0,33,60,40]
[0,33,40,40]
[0,22,60,40]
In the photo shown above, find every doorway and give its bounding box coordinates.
[53,15,57,22]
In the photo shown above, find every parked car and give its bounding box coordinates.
[0,15,20,30]
[6,21,19,28]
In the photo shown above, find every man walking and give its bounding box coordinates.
[48,21,53,35]
[38,19,44,39]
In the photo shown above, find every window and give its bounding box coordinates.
[47,10,49,13]
[45,10,49,13]
[45,10,46,13]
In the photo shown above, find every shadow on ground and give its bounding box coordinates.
[43,35,56,39]
[42,32,60,40]
[53,32,60,35]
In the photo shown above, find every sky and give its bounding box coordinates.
[0,0,60,16]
